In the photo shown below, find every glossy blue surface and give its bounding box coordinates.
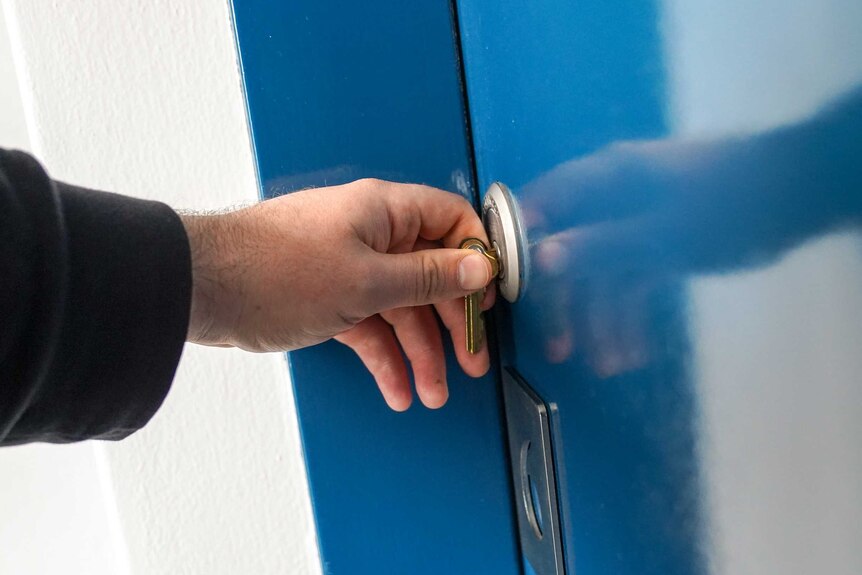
[457,0,862,573]
[231,3,519,573]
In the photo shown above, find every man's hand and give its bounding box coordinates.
[181,179,495,411]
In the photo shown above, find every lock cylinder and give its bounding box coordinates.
[482,182,527,303]
[458,183,527,355]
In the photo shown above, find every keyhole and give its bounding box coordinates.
[520,440,544,539]
[528,472,544,535]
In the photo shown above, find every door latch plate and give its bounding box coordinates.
[502,368,565,575]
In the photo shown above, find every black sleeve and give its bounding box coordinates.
[0,148,192,445]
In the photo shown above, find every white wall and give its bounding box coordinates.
[1,8,127,575]
[0,5,26,150]
[0,2,320,574]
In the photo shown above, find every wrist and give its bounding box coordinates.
[181,213,242,346]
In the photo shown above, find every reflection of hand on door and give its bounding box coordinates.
[519,86,862,374]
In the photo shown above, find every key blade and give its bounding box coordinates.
[465,291,485,354]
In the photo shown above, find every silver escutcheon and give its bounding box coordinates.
[482,182,527,303]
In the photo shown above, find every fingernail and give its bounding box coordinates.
[458,253,490,291]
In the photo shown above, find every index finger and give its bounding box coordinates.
[380,182,491,250]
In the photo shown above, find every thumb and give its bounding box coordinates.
[372,248,493,309]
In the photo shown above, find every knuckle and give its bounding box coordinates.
[412,342,439,362]
[414,253,447,304]
[352,178,396,206]
[452,194,479,227]
[453,194,473,211]
[355,177,387,192]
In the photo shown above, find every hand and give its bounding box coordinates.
[181,178,496,411]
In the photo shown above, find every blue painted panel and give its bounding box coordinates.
[457,0,862,573]
[231,2,520,573]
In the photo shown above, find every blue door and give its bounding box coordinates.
[233,1,862,573]
[456,0,862,573]
[230,2,519,573]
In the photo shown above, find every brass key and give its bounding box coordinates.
[465,290,484,354]
[460,238,500,354]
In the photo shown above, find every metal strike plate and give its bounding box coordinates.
[502,368,565,575]
[483,182,528,303]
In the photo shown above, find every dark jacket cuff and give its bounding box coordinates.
[7,183,192,443]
